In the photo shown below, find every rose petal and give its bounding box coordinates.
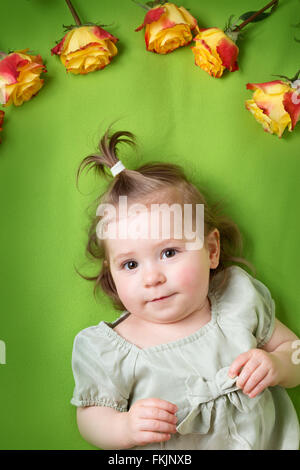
[178,6,198,29]
[246,80,287,94]
[149,24,192,54]
[92,26,118,43]
[255,100,271,116]
[135,7,165,32]
[51,35,67,56]
[216,37,239,72]
[160,18,176,30]
[0,53,28,84]
[283,90,300,130]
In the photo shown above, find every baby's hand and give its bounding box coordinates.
[228,348,281,398]
[124,398,178,447]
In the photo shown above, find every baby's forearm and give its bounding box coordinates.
[270,340,300,388]
[77,406,131,450]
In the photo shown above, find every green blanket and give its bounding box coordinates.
[0,0,299,449]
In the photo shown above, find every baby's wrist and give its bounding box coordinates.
[268,350,288,387]
[118,411,134,449]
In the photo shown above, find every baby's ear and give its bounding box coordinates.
[103,259,109,268]
[206,229,220,269]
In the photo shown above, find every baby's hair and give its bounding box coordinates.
[76,126,253,310]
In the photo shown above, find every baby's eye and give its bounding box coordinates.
[161,248,178,259]
[122,260,138,271]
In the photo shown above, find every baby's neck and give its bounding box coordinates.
[120,298,212,348]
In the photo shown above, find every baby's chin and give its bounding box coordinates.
[129,307,194,326]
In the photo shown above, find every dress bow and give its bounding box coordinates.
[176,366,255,435]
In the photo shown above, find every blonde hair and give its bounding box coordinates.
[76,127,253,310]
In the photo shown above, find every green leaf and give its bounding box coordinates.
[239,2,278,24]
[272,69,300,83]
[271,73,291,81]
[239,11,268,22]
[224,14,236,32]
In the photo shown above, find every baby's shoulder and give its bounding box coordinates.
[210,265,274,324]
[74,322,106,344]
[72,320,138,377]
[72,321,125,359]
[211,265,269,303]
[72,317,141,357]
[212,266,276,347]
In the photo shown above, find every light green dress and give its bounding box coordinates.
[71,266,300,450]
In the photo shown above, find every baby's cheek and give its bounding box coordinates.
[177,266,203,292]
[112,274,132,305]
[116,279,142,312]
[117,283,133,305]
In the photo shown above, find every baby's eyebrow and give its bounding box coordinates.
[112,238,184,264]
[113,251,135,264]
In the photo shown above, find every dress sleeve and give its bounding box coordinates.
[248,275,276,348]
[213,266,276,348]
[70,325,136,411]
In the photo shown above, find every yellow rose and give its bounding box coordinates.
[135,2,198,54]
[0,50,46,106]
[191,28,239,78]
[51,26,118,74]
[245,80,300,138]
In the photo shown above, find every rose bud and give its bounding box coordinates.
[0,50,46,106]
[245,80,300,138]
[191,27,239,78]
[51,25,118,74]
[135,2,198,54]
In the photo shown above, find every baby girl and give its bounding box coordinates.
[71,128,300,450]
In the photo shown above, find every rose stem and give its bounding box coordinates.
[233,0,278,32]
[65,0,82,26]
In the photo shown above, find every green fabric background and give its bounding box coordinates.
[0,0,299,450]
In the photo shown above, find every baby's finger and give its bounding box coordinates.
[140,398,177,414]
[139,418,177,435]
[140,406,178,425]
[236,360,260,390]
[246,371,272,398]
[139,431,172,444]
[228,350,253,378]
[243,366,269,395]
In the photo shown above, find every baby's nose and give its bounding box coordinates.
[143,267,166,287]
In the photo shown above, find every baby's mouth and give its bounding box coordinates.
[150,293,176,302]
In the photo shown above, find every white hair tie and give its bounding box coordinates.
[110,160,125,177]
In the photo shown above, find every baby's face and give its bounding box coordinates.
[105,208,219,326]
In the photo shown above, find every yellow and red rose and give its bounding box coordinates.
[51,25,118,74]
[0,110,4,143]
[192,28,239,78]
[0,50,46,106]
[135,2,198,54]
[245,80,300,137]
